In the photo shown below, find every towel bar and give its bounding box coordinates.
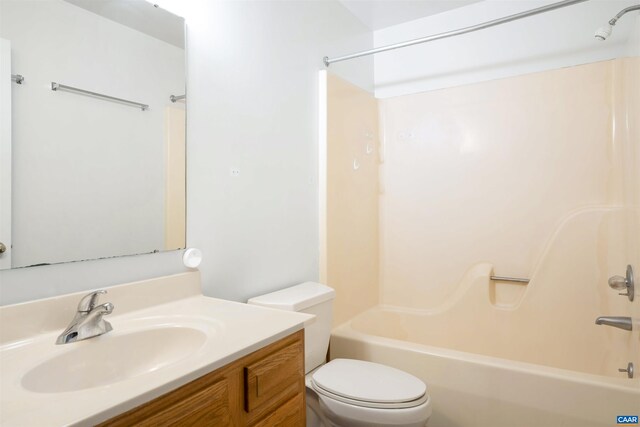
[490,276,529,284]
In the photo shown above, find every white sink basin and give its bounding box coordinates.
[22,326,207,393]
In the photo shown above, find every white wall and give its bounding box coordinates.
[0,0,185,267]
[628,14,640,56]
[374,0,638,98]
[0,39,11,271]
[176,0,373,302]
[0,0,373,305]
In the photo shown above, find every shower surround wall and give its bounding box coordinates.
[379,60,621,309]
[324,56,639,368]
[325,55,640,427]
[321,72,379,326]
[616,55,640,369]
[377,57,639,367]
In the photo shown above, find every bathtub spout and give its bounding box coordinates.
[595,316,632,331]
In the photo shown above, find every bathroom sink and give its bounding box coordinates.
[22,326,207,393]
[0,274,313,427]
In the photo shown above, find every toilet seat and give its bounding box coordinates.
[310,359,429,409]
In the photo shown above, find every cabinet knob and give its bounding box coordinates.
[0,242,6,254]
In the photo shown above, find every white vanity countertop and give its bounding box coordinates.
[0,272,313,426]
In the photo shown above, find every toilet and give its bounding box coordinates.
[248,282,431,427]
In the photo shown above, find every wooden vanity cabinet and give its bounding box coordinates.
[99,330,305,427]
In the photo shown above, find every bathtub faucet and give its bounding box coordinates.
[595,316,632,331]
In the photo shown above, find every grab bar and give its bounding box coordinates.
[490,276,530,284]
[11,74,24,84]
[51,82,149,111]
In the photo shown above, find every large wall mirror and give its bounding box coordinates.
[0,0,186,270]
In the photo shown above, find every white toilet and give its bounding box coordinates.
[248,282,431,427]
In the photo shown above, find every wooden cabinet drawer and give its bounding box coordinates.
[100,377,230,427]
[244,338,304,413]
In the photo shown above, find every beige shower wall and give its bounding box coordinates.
[379,60,624,309]
[615,56,640,365]
[321,73,379,326]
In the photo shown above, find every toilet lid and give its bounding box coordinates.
[311,359,427,406]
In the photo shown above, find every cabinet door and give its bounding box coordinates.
[251,394,304,427]
[244,340,304,413]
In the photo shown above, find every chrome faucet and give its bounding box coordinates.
[56,290,114,345]
[595,316,632,331]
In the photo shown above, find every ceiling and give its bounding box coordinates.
[338,0,485,30]
[64,0,185,48]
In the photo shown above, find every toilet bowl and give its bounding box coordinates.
[307,359,431,427]
[248,283,431,427]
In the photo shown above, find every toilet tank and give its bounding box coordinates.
[247,282,335,374]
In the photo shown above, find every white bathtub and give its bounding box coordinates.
[330,305,640,427]
[330,207,640,426]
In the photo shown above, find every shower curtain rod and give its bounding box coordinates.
[323,0,590,66]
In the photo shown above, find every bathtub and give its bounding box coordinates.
[329,207,640,426]
[330,305,640,427]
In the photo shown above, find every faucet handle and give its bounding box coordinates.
[618,362,634,379]
[77,290,107,312]
[608,275,627,290]
[608,265,635,302]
